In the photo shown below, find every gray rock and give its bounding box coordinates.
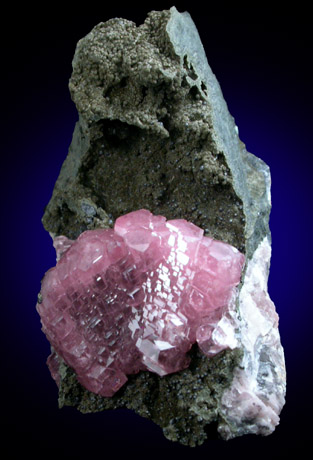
[41,6,285,446]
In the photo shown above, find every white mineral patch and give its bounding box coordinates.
[218,237,286,439]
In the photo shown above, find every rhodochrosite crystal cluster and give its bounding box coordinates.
[37,210,245,397]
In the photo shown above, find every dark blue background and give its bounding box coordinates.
[2,2,312,457]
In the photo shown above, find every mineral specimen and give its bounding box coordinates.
[37,210,245,397]
[38,6,286,446]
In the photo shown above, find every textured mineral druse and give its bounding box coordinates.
[37,210,245,397]
[38,6,286,446]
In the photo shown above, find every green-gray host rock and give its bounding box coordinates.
[41,6,285,446]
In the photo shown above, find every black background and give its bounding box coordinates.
[2,1,312,458]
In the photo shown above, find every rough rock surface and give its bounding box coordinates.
[40,6,286,446]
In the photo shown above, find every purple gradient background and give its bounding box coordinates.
[2,3,312,457]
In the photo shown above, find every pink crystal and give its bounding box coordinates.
[37,209,245,397]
